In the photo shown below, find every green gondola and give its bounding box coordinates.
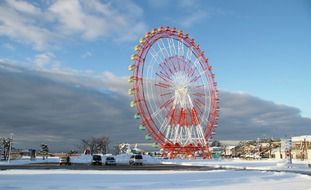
[152,143,159,148]
[130,101,136,108]
[130,54,137,61]
[128,64,135,71]
[134,45,140,51]
[128,76,135,83]
[145,134,152,140]
[134,113,140,119]
[138,124,146,130]
[128,88,134,95]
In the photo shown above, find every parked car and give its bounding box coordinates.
[92,154,102,165]
[105,156,116,166]
[59,156,71,166]
[129,154,143,166]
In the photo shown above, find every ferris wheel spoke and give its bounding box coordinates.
[167,38,177,57]
[178,39,184,57]
[178,61,181,72]
[166,38,173,57]
[159,65,171,79]
[186,45,192,61]
[181,59,186,72]
[160,91,174,97]
[159,60,171,80]
[158,118,169,134]
[187,67,195,78]
[193,98,205,107]
[192,92,206,97]
[157,39,170,59]
[160,59,173,75]
[190,66,210,83]
[155,82,172,89]
[160,97,174,109]
[159,39,171,58]
[194,103,204,114]
[149,47,164,66]
[160,71,171,80]
[194,85,205,89]
[151,106,165,118]
[156,72,171,82]
[157,43,171,62]
[172,62,177,73]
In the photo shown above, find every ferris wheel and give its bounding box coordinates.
[128,26,219,158]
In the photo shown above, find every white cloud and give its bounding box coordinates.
[0,2,56,50]
[181,10,208,28]
[81,51,92,59]
[34,53,52,68]
[33,52,61,71]
[100,71,129,95]
[148,0,227,28]
[48,0,147,42]
[6,0,41,16]
[1,43,15,50]
[0,0,147,50]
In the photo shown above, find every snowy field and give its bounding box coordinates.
[163,158,311,174]
[1,155,311,189]
[0,169,311,190]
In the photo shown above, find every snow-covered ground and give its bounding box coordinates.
[1,155,310,174]
[0,169,311,190]
[0,156,59,165]
[1,156,311,189]
[163,158,311,175]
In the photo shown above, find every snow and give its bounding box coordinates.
[292,135,311,141]
[0,169,311,190]
[0,156,59,165]
[1,155,311,189]
[70,154,92,163]
[162,158,311,175]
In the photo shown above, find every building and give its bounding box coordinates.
[223,146,236,158]
[291,135,311,160]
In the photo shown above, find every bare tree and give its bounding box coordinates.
[0,138,12,161]
[210,140,222,147]
[80,136,110,155]
[40,144,49,160]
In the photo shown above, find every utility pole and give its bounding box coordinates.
[287,138,292,167]
[8,133,13,164]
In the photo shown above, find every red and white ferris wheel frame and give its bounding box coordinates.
[129,26,219,148]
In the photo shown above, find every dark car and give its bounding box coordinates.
[92,155,102,165]
[105,156,116,165]
[129,154,143,166]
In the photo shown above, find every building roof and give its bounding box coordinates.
[292,135,311,141]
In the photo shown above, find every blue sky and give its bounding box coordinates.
[0,0,310,117]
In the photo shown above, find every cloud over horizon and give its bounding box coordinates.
[0,61,310,152]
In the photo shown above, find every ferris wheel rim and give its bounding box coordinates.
[130,26,219,146]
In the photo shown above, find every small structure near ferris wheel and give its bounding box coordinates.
[128,26,219,158]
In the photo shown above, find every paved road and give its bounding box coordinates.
[0,163,217,171]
